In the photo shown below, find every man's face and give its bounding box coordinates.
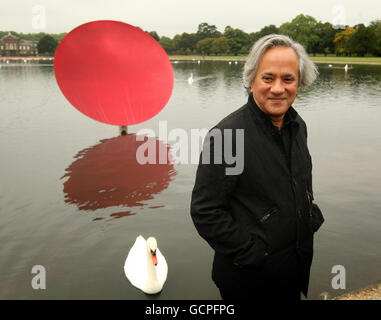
[250,46,299,120]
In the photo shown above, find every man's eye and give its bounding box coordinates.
[263,77,272,81]
[284,78,294,82]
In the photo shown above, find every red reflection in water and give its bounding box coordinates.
[61,134,177,220]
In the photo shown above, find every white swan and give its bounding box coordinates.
[188,73,194,84]
[328,64,332,68]
[124,235,168,294]
[344,64,348,72]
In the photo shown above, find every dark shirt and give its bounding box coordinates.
[249,93,294,170]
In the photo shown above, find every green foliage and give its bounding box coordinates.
[147,31,160,42]
[334,27,357,56]
[279,14,319,53]
[196,23,221,41]
[347,24,375,57]
[37,35,58,55]
[239,46,249,55]
[211,37,230,55]
[224,26,249,55]
[372,22,381,56]
[159,36,176,53]
[314,22,336,55]
[196,38,214,55]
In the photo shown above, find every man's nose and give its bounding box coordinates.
[270,79,285,95]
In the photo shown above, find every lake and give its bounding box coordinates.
[0,60,380,299]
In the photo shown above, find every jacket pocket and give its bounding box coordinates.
[305,188,324,233]
[310,203,324,233]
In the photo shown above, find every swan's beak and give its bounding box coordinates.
[151,251,158,266]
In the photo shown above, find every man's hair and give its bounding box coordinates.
[243,34,318,94]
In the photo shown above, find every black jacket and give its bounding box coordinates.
[190,94,324,298]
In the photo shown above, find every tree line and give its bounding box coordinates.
[155,14,381,57]
[2,14,380,56]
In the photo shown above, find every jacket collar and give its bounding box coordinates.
[247,93,299,133]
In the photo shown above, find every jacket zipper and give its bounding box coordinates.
[260,207,278,223]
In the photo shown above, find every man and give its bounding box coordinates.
[190,34,324,300]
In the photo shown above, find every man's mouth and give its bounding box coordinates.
[268,98,286,102]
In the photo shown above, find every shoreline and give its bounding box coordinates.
[330,282,381,300]
[312,60,381,65]
[1,56,381,66]
[169,55,381,65]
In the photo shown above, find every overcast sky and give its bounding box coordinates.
[1,0,380,37]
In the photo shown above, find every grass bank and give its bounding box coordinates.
[169,55,381,65]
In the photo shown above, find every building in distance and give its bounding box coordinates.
[0,33,38,56]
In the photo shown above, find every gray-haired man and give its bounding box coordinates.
[191,34,324,300]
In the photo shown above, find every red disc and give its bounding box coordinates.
[54,20,174,126]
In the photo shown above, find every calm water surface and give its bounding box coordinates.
[0,61,380,299]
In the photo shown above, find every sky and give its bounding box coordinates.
[0,0,380,37]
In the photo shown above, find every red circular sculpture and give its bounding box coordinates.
[54,20,174,125]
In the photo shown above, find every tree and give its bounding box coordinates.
[239,46,249,54]
[224,26,249,55]
[211,37,230,55]
[369,20,381,56]
[37,35,58,55]
[314,22,336,55]
[248,25,279,49]
[279,14,319,53]
[347,24,375,56]
[334,27,356,56]
[248,32,261,46]
[147,31,160,42]
[258,25,279,38]
[196,22,221,41]
[159,36,176,53]
[171,32,197,53]
[196,38,214,55]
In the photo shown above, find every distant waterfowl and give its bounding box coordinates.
[188,73,194,84]
[197,60,200,64]
[344,64,348,72]
[235,61,238,64]
[328,64,332,68]
[228,61,232,65]
[124,235,168,294]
